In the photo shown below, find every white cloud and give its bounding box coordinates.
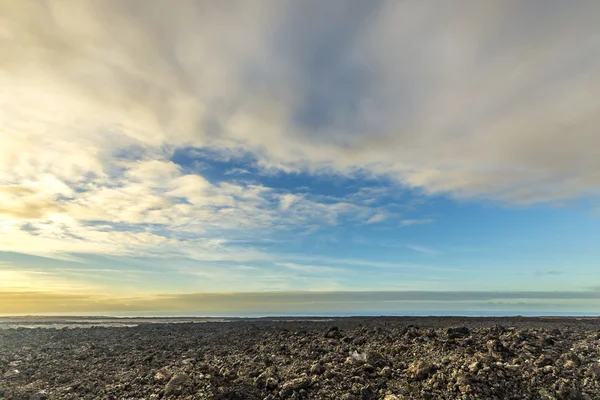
[275,262,345,275]
[289,255,461,273]
[1,0,599,270]
[366,212,387,224]
[2,0,600,206]
[406,244,440,255]
[279,193,301,211]
[0,162,390,262]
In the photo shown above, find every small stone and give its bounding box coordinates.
[360,385,374,400]
[446,326,470,339]
[4,369,20,378]
[29,392,48,400]
[255,369,278,389]
[265,377,278,390]
[164,373,192,396]
[407,360,436,381]
[366,351,388,367]
[310,363,326,375]
[560,353,581,367]
[535,355,553,367]
[543,365,554,374]
[248,369,261,378]
[487,339,510,359]
[348,350,367,365]
[459,384,472,394]
[154,369,171,381]
[564,360,577,369]
[557,385,583,400]
[379,366,392,378]
[468,361,481,372]
[282,377,311,393]
[384,395,405,400]
[362,363,375,373]
[324,326,343,339]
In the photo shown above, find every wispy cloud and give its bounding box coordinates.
[275,262,345,275]
[400,219,434,227]
[0,160,398,262]
[0,269,102,294]
[535,270,566,277]
[2,289,600,315]
[224,168,251,176]
[290,255,462,273]
[406,244,440,255]
[366,212,387,224]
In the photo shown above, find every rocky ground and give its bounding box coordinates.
[1,317,600,399]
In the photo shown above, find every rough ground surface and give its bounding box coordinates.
[1,317,600,399]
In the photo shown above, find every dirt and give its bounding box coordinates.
[1,316,600,399]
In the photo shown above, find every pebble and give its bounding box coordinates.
[1,318,599,399]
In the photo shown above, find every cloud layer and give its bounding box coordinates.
[3,1,600,201]
[1,1,600,301]
[3,290,600,315]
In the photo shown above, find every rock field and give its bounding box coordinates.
[1,316,600,399]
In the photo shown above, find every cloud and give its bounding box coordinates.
[2,289,600,315]
[279,193,302,211]
[406,244,440,255]
[290,255,461,273]
[366,212,387,224]
[218,1,600,203]
[2,0,600,207]
[0,269,101,294]
[1,0,600,274]
[535,270,566,276]
[400,219,434,227]
[275,262,345,275]
[224,168,251,176]
[0,160,393,261]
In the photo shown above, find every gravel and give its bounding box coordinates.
[1,316,600,399]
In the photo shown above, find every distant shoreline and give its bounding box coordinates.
[1,312,600,320]
[2,315,600,330]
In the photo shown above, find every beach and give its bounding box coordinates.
[1,316,600,399]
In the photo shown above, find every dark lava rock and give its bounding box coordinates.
[265,377,278,390]
[163,372,192,396]
[446,326,470,339]
[557,385,584,400]
[487,339,511,359]
[324,326,343,339]
[366,351,389,368]
[281,377,311,395]
[254,368,278,390]
[310,363,326,375]
[2,316,600,399]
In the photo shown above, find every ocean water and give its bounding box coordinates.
[1,311,598,329]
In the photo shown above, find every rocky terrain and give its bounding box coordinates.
[1,316,600,399]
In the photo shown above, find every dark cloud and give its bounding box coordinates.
[273,1,379,133]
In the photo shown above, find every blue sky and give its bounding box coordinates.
[1,0,600,314]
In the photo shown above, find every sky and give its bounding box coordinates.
[1,0,600,315]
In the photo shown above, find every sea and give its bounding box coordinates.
[1,311,598,329]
